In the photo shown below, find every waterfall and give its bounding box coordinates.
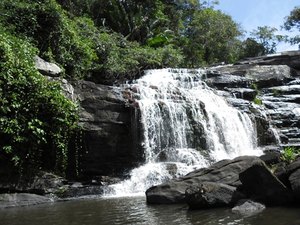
[105,69,262,197]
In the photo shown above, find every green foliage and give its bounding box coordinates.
[0,0,185,83]
[281,146,300,163]
[240,38,265,58]
[0,29,78,175]
[284,7,300,31]
[250,83,259,91]
[250,26,285,55]
[253,97,263,105]
[0,0,98,79]
[272,88,282,97]
[284,7,300,47]
[183,8,242,67]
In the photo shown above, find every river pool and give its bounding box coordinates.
[1,196,300,225]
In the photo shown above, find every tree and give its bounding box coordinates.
[250,26,284,55]
[241,38,265,58]
[284,6,300,47]
[183,8,242,66]
[88,0,173,44]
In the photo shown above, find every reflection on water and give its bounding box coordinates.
[0,197,300,225]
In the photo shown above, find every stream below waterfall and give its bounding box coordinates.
[1,197,300,225]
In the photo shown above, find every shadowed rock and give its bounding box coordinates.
[185,182,244,209]
[287,158,300,200]
[239,162,293,205]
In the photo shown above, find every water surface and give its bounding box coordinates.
[1,197,300,225]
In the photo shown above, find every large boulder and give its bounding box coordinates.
[34,56,62,76]
[146,156,263,204]
[239,162,293,205]
[185,182,244,209]
[0,193,52,208]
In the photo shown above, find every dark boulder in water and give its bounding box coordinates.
[185,182,244,209]
[239,162,293,205]
[146,156,263,204]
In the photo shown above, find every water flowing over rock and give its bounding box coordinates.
[106,69,261,196]
[34,52,300,200]
[143,51,300,205]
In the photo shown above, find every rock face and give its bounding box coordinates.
[146,155,300,206]
[205,51,300,149]
[71,80,143,179]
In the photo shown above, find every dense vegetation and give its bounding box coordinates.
[0,0,299,177]
[0,30,78,176]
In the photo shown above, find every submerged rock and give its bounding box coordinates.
[232,200,265,216]
[0,193,52,208]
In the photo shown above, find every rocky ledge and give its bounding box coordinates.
[146,152,300,213]
[205,51,300,148]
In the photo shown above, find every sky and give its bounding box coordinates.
[215,0,299,52]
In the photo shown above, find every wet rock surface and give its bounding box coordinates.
[71,80,143,179]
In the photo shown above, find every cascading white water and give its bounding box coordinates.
[105,69,262,197]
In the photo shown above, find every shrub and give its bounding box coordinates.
[0,29,78,175]
[281,146,300,163]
